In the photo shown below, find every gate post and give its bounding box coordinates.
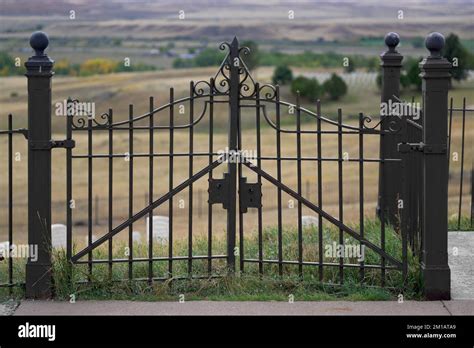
[377,32,403,226]
[420,32,451,300]
[25,31,54,298]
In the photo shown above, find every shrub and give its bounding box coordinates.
[322,73,347,100]
[291,76,321,100]
[79,58,119,76]
[272,65,293,85]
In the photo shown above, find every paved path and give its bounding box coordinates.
[449,231,474,299]
[10,300,474,316]
[0,300,18,316]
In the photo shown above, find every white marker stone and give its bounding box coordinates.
[146,216,169,244]
[0,241,9,258]
[133,231,142,244]
[51,224,67,249]
[302,215,319,228]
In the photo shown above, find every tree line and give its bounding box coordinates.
[0,55,156,76]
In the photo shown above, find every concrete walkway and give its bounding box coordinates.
[449,231,474,299]
[8,299,474,316]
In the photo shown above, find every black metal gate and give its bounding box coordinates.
[64,37,409,286]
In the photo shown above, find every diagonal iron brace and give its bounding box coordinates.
[241,157,403,269]
[71,155,226,263]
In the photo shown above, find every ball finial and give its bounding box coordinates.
[384,32,400,51]
[29,31,49,56]
[425,32,445,58]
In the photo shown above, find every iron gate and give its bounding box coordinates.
[64,37,408,285]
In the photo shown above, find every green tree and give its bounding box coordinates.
[366,57,379,72]
[272,65,293,85]
[194,48,225,67]
[0,51,15,76]
[291,76,321,100]
[241,40,259,71]
[442,33,469,83]
[405,58,422,90]
[411,37,424,48]
[322,73,347,100]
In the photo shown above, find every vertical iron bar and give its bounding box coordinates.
[237,74,244,273]
[380,132,386,287]
[358,113,365,281]
[337,108,343,284]
[148,98,154,282]
[238,102,243,273]
[276,86,283,276]
[169,88,174,277]
[296,94,303,277]
[128,104,134,280]
[108,108,113,278]
[66,104,73,262]
[316,100,323,281]
[188,82,194,276]
[208,79,214,275]
[8,114,13,289]
[457,98,466,230]
[256,83,263,275]
[87,117,93,280]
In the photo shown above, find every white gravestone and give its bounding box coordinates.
[146,216,169,243]
[51,224,67,249]
[133,231,142,244]
[302,215,319,228]
[0,241,9,259]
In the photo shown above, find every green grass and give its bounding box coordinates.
[448,215,473,231]
[0,219,424,302]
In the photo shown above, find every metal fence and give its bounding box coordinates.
[0,31,459,300]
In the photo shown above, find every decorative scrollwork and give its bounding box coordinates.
[193,39,266,99]
[93,112,110,127]
[362,115,403,134]
[258,84,277,101]
[362,115,382,130]
[193,80,212,96]
[69,99,110,129]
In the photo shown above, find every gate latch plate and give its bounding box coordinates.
[398,142,446,154]
[208,173,230,209]
[239,177,262,213]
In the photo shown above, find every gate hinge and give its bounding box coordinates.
[208,173,230,209]
[398,142,446,154]
[30,139,76,150]
[239,177,262,213]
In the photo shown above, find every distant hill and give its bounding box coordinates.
[1,0,473,41]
